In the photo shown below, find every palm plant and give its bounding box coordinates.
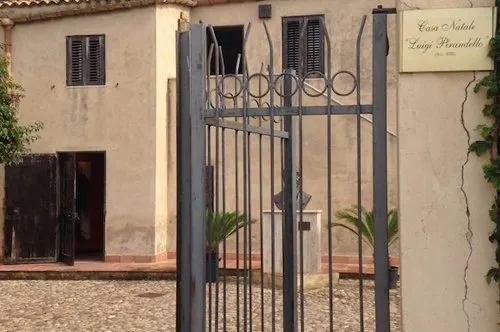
[332,205,399,251]
[205,210,253,253]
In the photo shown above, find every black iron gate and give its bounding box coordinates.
[177,7,393,332]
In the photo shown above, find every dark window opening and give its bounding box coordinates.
[66,35,105,86]
[282,15,325,75]
[206,26,244,75]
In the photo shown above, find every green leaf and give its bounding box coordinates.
[476,124,495,139]
[481,104,500,118]
[488,35,500,59]
[331,205,399,253]
[469,140,491,156]
[489,204,497,223]
[205,210,255,252]
[486,267,500,284]
[483,159,500,190]
[0,52,43,165]
[474,72,496,93]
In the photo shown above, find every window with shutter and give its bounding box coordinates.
[282,16,324,76]
[66,35,105,86]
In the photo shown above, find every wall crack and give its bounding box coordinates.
[398,0,421,9]
[460,72,476,332]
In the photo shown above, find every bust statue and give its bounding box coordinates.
[272,171,312,210]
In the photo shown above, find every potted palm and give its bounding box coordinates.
[332,205,399,289]
[205,210,252,283]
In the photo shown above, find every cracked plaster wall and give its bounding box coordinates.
[398,0,500,331]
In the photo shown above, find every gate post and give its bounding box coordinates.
[176,24,206,332]
[282,69,298,332]
[372,9,390,332]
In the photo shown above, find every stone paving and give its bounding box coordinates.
[0,279,400,332]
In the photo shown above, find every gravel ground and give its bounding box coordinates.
[0,279,400,332]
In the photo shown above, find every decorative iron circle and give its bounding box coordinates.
[273,72,299,98]
[331,71,357,97]
[217,74,244,99]
[247,73,271,99]
[301,71,328,97]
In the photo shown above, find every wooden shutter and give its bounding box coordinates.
[283,18,301,73]
[87,35,105,85]
[306,18,323,73]
[3,154,58,263]
[66,35,105,86]
[67,36,84,86]
[283,16,324,75]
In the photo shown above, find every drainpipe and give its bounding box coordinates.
[0,18,14,76]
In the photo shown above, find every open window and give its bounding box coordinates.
[206,25,244,75]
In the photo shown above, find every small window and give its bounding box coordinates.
[282,16,324,75]
[66,35,105,86]
[206,26,244,75]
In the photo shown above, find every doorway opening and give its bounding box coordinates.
[74,152,106,261]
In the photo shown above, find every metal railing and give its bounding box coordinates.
[302,80,398,138]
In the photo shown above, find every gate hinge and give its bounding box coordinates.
[373,6,397,14]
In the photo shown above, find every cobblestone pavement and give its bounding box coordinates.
[0,279,400,332]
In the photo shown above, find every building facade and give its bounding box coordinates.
[0,0,398,264]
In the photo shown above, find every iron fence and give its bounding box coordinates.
[177,7,393,332]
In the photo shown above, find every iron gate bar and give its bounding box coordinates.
[298,19,307,332]
[241,23,252,332]
[210,25,220,332]
[203,105,373,118]
[282,69,298,332]
[320,15,335,332]
[205,118,289,139]
[373,10,390,332]
[258,112,265,332]
[356,15,368,332]
[176,24,206,332]
[219,47,229,332]
[262,21,279,332]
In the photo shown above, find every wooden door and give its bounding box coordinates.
[3,154,58,263]
[59,152,76,265]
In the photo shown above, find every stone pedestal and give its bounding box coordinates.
[262,210,322,274]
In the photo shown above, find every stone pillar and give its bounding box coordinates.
[262,210,322,274]
[397,1,499,331]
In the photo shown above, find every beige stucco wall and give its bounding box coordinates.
[8,7,160,256]
[397,0,500,331]
[186,0,399,258]
[155,5,188,255]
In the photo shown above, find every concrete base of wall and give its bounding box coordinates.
[105,252,169,263]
